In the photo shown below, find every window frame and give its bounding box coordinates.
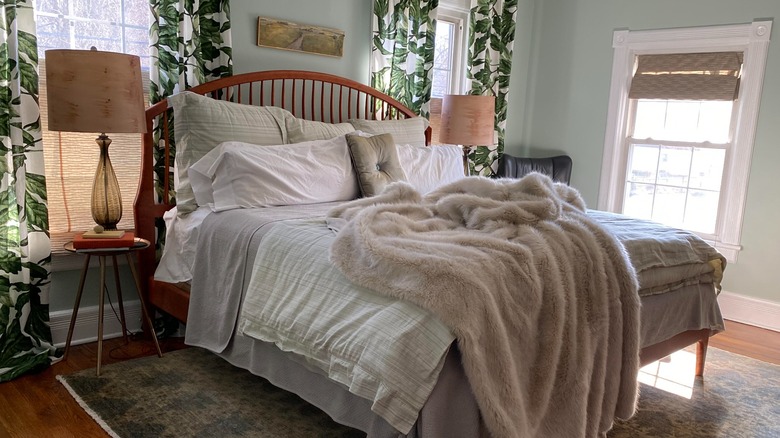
[599,21,772,262]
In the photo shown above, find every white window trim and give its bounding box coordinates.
[599,20,772,262]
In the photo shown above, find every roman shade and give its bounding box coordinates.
[629,52,743,101]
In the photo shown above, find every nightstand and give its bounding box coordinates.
[63,237,162,375]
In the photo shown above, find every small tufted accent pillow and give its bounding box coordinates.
[346,133,407,197]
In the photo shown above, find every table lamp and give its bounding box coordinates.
[45,48,146,230]
[439,94,496,175]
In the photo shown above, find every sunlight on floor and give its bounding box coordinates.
[639,349,697,399]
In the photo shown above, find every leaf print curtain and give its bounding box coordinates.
[0,0,57,382]
[371,0,438,119]
[466,0,517,176]
[149,0,232,204]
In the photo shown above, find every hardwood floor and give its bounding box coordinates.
[0,335,187,438]
[0,320,777,437]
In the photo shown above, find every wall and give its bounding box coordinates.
[518,0,780,310]
[231,0,372,82]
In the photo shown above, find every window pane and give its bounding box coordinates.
[633,99,733,143]
[75,21,122,52]
[73,0,119,21]
[689,147,725,191]
[124,0,151,26]
[657,146,691,187]
[623,182,654,219]
[627,144,659,184]
[697,101,732,143]
[36,15,70,53]
[36,0,68,14]
[434,21,453,68]
[665,101,700,141]
[684,189,719,234]
[431,20,454,98]
[633,101,666,139]
[651,186,686,227]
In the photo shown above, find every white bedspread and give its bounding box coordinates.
[239,220,454,434]
[327,175,641,438]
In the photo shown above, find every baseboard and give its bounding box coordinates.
[719,291,780,332]
[49,300,143,348]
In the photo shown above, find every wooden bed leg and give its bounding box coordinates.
[695,333,710,377]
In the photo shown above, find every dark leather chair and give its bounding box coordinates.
[495,154,573,184]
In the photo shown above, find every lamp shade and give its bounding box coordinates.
[439,94,495,146]
[45,49,146,134]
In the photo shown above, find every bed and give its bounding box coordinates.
[133,70,725,437]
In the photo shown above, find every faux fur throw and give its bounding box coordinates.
[327,173,640,438]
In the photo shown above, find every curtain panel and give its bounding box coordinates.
[466,0,517,176]
[0,0,57,382]
[371,0,438,119]
[150,0,233,205]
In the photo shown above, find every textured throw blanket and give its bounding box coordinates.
[327,174,641,438]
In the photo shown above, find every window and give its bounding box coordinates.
[599,21,772,262]
[429,8,467,144]
[431,19,460,98]
[35,0,151,261]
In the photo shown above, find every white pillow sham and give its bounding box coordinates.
[396,144,465,194]
[188,137,359,211]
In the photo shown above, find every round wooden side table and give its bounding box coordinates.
[63,237,162,376]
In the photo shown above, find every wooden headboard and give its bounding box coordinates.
[133,70,430,322]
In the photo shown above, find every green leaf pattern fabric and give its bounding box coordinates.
[0,0,57,382]
[149,0,233,205]
[149,0,231,255]
[466,0,517,176]
[371,0,438,119]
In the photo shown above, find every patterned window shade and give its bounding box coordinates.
[40,61,151,253]
[629,52,744,101]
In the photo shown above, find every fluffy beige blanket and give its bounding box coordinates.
[327,174,640,438]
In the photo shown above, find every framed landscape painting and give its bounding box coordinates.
[257,17,345,58]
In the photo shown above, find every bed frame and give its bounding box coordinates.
[133,69,713,376]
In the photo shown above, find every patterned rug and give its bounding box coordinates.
[59,346,779,437]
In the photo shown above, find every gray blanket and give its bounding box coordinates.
[327,174,641,438]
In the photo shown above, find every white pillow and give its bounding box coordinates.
[188,137,359,211]
[168,91,288,214]
[396,144,465,194]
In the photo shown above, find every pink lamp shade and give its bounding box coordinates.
[439,94,495,175]
[439,94,495,146]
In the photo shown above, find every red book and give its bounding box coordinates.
[73,232,135,250]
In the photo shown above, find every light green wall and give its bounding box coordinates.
[517,0,780,304]
[231,0,371,82]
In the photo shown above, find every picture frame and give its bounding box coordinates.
[257,17,345,58]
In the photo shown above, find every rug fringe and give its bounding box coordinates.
[56,375,122,438]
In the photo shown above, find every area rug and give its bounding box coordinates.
[609,347,780,437]
[59,346,779,437]
[57,347,363,437]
